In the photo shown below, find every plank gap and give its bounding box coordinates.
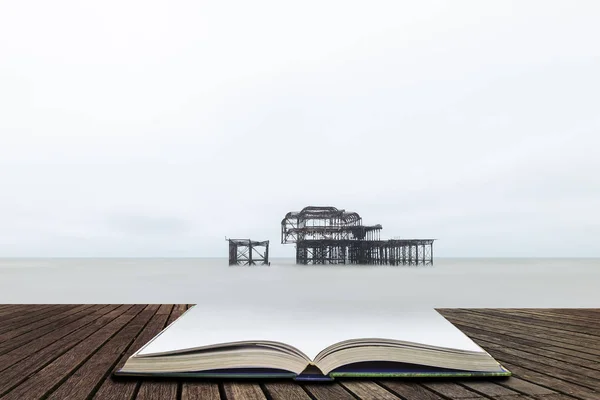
[0,305,128,398]
[41,305,146,400]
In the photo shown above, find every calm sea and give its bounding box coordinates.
[0,258,598,311]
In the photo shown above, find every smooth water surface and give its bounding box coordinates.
[1,258,598,311]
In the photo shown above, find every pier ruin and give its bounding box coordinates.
[226,238,270,266]
[281,206,434,265]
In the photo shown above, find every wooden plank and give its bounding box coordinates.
[513,312,600,339]
[181,382,221,400]
[543,309,600,317]
[341,381,401,399]
[511,310,600,328]
[540,345,600,363]
[0,304,59,326]
[436,312,587,399]
[448,323,600,372]
[263,382,312,400]
[439,311,600,357]
[0,304,110,372]
[548,309,600,318]
[223,383,267,400]
[0,304,92,337]
[0,304,124,397]
[449,316,600,363]
[440,319,600,389]
[0,304,52,311]
[422,382,487,399]
[0,304,22,312]
[444,316,600,359]
[304,383,356,400]
[485,336,600,377]
[378,382,446,400]
[170,304,187,321]
[0,304,97,354]
[0,304,73,333]
[460,309,600,344]
[0,306,18,316]
[487,377,556,398]
[443,309,600,346]
[458,379,532,398]
[0,303,70,323]
[134,305,183,400]
[533,394,583,400]
[46,304,161,400]
[466,309,600,338]
[135,381,178,400]
[3,307,599,400]
[443,316,600,391]
[2,304,143,400]
[93,306,175,400]
[501,309,600,326]
[481,347,600,391]
[498,361,600,400]
[0,304,53,321]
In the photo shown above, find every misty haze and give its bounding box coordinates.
[0,1,599,308]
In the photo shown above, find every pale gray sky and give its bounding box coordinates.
[1,1,599,257]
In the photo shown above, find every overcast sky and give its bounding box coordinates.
[1,1,599,257]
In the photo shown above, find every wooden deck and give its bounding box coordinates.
[0,306,598,400]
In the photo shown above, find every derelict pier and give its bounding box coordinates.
[226,238,270,266]
[281,206,434,265]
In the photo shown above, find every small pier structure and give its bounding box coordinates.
[226,238,270,266]
[281,206,434,265]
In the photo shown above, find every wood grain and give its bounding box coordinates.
[0,304,98,354]
[2,305,142,400]
[0,306,598,400]
[134,305,184,400]
[46,304,161,400]
[341,381,401,399]
[181,382,221,400]
[93,305,175,400]
[379,381,447,400]
[0,304,124,396]
[223,383,267,400]
[263,382,312,400]
[304,383,357,399]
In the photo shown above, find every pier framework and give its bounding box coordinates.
[226,238,270,266]
[281,206,434,265]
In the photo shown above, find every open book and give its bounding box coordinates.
[116,306,510,381]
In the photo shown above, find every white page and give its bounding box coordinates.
[137,306,485,361]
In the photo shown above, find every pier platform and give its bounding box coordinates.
[0,305,597,399]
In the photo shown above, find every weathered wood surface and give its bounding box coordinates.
[0,306,597,400]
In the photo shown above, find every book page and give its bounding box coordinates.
[137,306,485,361]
